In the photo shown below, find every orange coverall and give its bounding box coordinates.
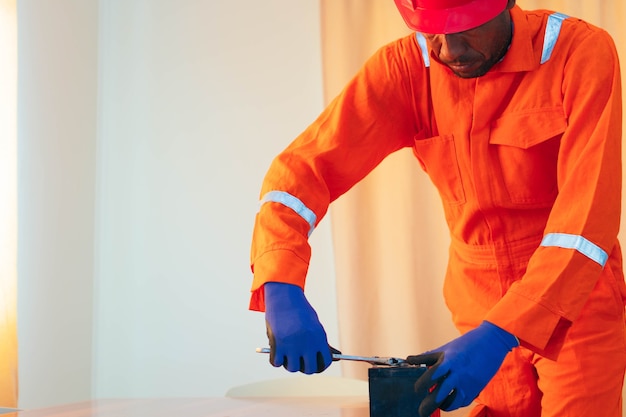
[250,6,626,416]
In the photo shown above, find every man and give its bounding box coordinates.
[248,1,626,416]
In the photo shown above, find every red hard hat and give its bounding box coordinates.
[393,0,509,34]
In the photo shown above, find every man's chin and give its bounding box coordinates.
[449,62,490,78]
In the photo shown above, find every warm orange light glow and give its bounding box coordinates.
[0,0,18,408]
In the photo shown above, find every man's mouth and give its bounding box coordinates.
[448,61,477,72]
[446,60,483,77]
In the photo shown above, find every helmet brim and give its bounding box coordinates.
[394,0,509,34]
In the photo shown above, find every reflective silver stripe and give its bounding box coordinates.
[540,233,608,267]
[415,33,430,67]
[260,191,316,237]
[541,12,568,64]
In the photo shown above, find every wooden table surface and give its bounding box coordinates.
[8,397,372,417]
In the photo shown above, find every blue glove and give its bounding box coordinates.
[407,321,519,417]
[264,282,333,374]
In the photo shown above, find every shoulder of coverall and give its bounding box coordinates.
[365,32,430,73]
[343,32,433,136]
[521,6,619,63]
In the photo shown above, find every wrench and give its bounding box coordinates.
[256,347,418,367]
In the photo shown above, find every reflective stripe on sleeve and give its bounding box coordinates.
[541,12,568,64]
[415,33,430,68]
[259,191,317,237]
[540,233,608,267]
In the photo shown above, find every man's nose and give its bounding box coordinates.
[438,34,467,63]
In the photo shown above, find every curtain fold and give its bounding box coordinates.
[0,0,18,408]
[320,0,626,389]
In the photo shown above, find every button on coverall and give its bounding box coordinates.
[249,6,626,416]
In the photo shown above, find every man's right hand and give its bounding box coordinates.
[264,282,332,374]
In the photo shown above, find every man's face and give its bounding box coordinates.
[422,8,513,78]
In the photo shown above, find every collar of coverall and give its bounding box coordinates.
[486,5,537,73]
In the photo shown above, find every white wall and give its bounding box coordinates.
[17,0,98,408]
[18,0,339,409]
[93,0,340,400]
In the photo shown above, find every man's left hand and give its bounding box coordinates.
[406,321,519,417]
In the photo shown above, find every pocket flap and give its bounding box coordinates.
[490,108,567,149]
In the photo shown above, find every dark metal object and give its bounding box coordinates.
[256,347,410,367]
[368,365,428,417]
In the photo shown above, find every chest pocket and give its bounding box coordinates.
[488,108,567,207]
[413,133,466,206]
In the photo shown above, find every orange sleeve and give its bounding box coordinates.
[486,27,623,356]
[249,36,431,311]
